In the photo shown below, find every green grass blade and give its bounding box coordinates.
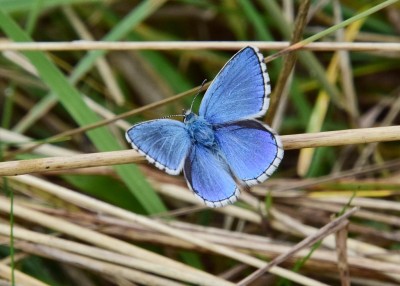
[0,0,101,13]
[237,0,272,40]
[13,0,168,134]
[301,0,400,46]
[70,0,168,84]
[25,0,44,35]
[0,9,166,214]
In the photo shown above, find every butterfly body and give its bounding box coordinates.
[185,112,216,148]
[126,46,284,207]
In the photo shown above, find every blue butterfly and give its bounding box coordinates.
[126,46,284,208]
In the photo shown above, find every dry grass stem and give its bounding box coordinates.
[0,199,233,286]
[15,241,186,286]
[335,221,351,286]
[0,224,224,285]
[238,207,358,285]
[0,40,399,52]
[1,176,329,286]
[0,263,49,286]
[1,125,399,176]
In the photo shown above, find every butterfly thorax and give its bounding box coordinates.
[184,112,215,147]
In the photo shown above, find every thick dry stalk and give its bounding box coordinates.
[0,125,399,176]
[265,0,311,124]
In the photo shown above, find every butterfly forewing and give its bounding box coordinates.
[199,46,270,124]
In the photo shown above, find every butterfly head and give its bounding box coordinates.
[183,110,197,124]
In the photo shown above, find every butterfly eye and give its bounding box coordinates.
[184,111,194,123]
[184,109,193,118]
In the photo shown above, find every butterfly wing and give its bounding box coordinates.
[183,144,239,207]
[215,120,283,186]
[199,46,270,124]
[125,119,191,175]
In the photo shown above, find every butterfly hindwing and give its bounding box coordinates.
[183,143,239,207]
[125,119,191,175]
[199,46,270,124]
[215,120,283,186]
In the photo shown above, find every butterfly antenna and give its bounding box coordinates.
[161,114,184,119]
[161,79,207,119]
[189,79,207,112]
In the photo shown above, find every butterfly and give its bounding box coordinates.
[126,46,284,208]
